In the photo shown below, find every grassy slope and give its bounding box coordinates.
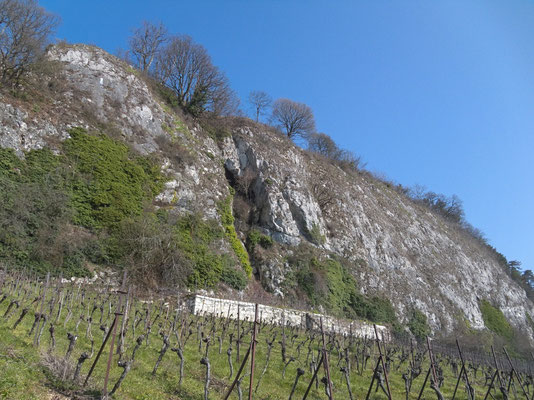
[0,325,51,399]
[0,281,502,400]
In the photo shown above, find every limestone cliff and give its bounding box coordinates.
[0,43,532,343]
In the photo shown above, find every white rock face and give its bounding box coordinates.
[221,127,533,342]
[47,44,165,154]
[1,44,532,343]
[0,103,67,156]
[1,44,229,219]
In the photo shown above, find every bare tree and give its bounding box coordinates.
[442,194,464,223]
[271,98,316,139]
[336,149,365,172]
[307,132,365,172]
[210,78,240,116]
[408,184,427,200]
[307,132,341,159]
[128,20,167,73]
[155,35,237,116]
[312,179,335,214]
[0,0,59,87]
[410,189,465,224]
[248,90,271,122]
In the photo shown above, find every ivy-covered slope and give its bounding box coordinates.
[0,127,162,276]
[0,128,253,292]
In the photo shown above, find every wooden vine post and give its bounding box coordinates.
[33,272,50,346]
[503,347,530,399]
[248,303,258,400]
[223,303,258,400]
[321,318,334,400]
[83,270,127,398]
[374,324,392,400]
[452,339,473,400]
[483,346,502,400]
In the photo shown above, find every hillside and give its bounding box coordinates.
[0,43,532,348]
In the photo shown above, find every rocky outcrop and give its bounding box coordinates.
[0,43,532,343]
[1,44,229,219]
[222,127,532,338]
[0,102,66,155]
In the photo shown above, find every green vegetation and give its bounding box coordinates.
[0,147,22,173]
[161,118,193,142]
[64,127,164,229]
[0,147,86,276]
[174,213,225,288]
[246,229,273,252]
[107,208,247,291]
[293,254,396,324]
[218,195,252,277]
[155,83,180,109]
[407,309,431,341]
[0,129,253,290]
[0,325,55,399]
[307,222,325,245]
[2,272,518,400]
[479,299,514,339]
[221,263,248,290]
[0,128,164,278]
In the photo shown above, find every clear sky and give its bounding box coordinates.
[40,0,534,270]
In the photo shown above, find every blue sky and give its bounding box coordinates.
[40,0,534,270]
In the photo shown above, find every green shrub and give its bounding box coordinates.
[364,296,397,324]
[247,229,273,252]
[156,83,180,108]
[62,252,91,278]
[0,148,75,277]
[221,264,248,291]
[407,309,431,341]
[0,147,22,176]
[308,223,325,245]
[293,253,396,324]
[114,209,246,290]
[296,267,319,303]
[82,239,111,265]
[174,214,225,288]
[322,258,355,314]
[23,148,63,183]
[479,299,514,339]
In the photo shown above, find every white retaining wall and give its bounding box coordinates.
[187,295,390,340]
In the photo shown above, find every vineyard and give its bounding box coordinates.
[0,269,533,400]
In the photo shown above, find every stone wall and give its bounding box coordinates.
[186,295,390,340]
